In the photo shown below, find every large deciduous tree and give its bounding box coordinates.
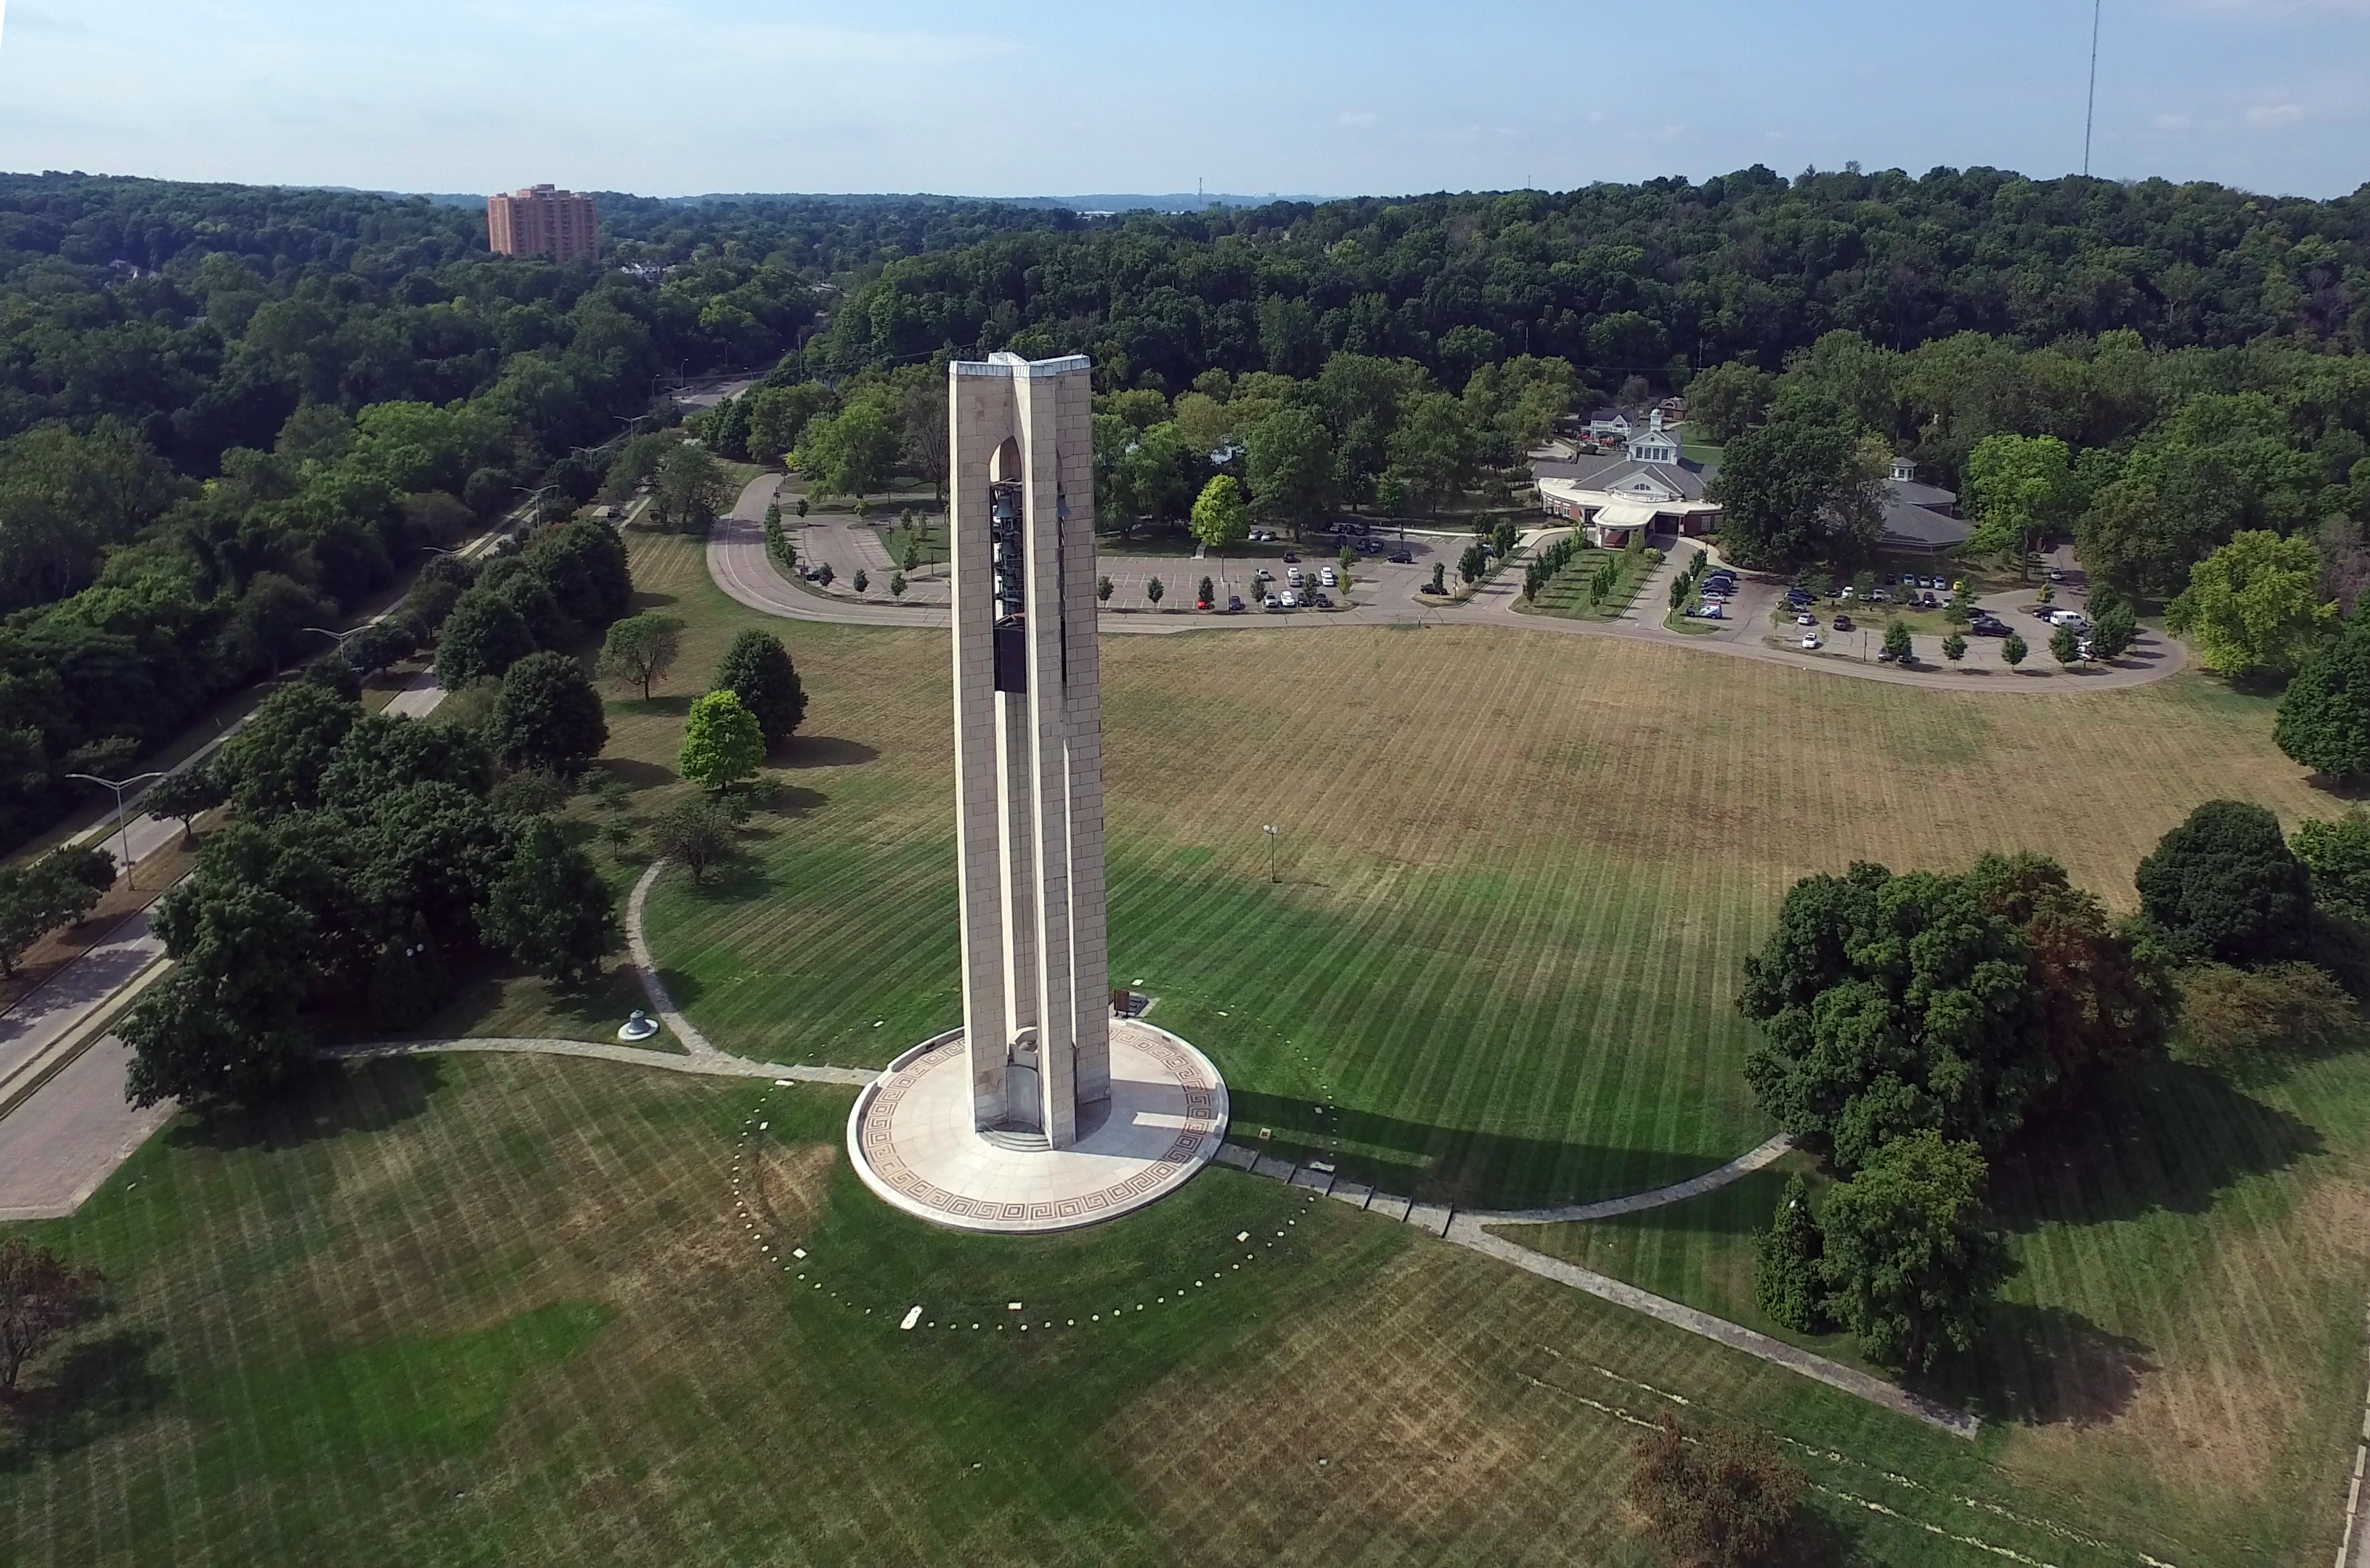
[1704,401,1887,569]
[1245,406,1332,531]
[652,798,736,883]
[2135,799,2313,966]
[596,612,683,701]
[433,589,535,690]
[1681,361,1774,444]
[710,630,806,748]
[801,401,900,501]
[1963,433,2077,558]
[1816,1131,2013,1372]
[224,682,358,819]
[488,652,608,778]
[652,442,730,534]
[2276,614,2370,781]
[2292,810,2370,925]
[2165,530,2335,677]
[1737,862,2056,1172]
[479,814,616,986]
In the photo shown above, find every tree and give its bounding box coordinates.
[1197,575,1215,606]
[1624,1414,1811,1568]
[1704,402,1887,569]
[889,571,907,600]
[1430,560,1446,594]
[1738,862,2055,1172]
[479,814,616,986]
[123,877,318,1107]
[2088,601,2138,661]
[433,589,535,690]
[713,629,807,748]
[747,383,836,467]
[1459,542,1486,584]
[0,1239,104,1401]
[1852,568,1876,600]
[1883,619,1912,662]
[225,682,357,818]
[1964,434,2077,558]
[488,652,608,777]
[802,401,900,501]
[1684,360,1775,444]
[652,798,736,883]
[815,562,834,589]
[2165,530,2336,677]
[1817,1132,2013,1372]
[2002,632,2028,669]
[141,761,226,846]
[852,568,868,596]
[1942,632,1968,663]
[1385,391,1475,515]
[1146,576,1165,607]
[1096,574,1114,603]
[319,714,492,809]
[596,612,683,701]
[898,378,950,503]
[1966,851,2174,1094]
[1754,1174,1829,1334]
[679,690,765,792]
[0,846,118,977]
[2277,616,2370,780]
[1189,475,1249,550]
[2136,799,2313,965]
[1245,406,1332,531]
[2048,624,2081,668]
[2293,810,2370,924]
[652,442,731,534]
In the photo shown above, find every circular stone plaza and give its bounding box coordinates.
[848,1018,1228,1233]
[847,351,1228,1237]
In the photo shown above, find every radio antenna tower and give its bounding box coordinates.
[2082,0,2103,177]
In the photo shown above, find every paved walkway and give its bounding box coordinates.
[1214,1136,1974,1437]
[322,1037,874,1087]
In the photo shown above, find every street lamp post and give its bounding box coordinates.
[1262,823,1279,884]
[65,770,164,891]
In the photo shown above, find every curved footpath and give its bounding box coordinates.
[341,854,1972,1434]
[710,473,2182,696]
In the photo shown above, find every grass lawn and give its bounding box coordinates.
[1520,544,1655,621]
[11,523,2361,1564]
[1,1049,2244,1568]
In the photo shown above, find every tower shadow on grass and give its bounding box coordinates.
[1226,1088,1770,1216]
[0,1328,171,1473]
[166,1055,446,1155]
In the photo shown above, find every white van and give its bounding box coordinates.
[2049,610,2089,629]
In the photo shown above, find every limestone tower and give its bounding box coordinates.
[946,353,1109,1147]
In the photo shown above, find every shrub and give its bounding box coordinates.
[1625,1414,1811,1568]
[1753,1174,1829,1334]
[2174,961,2358,1079]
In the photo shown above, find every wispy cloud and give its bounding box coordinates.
[2153,112,2194,130]
[2244,101,2306,125]
[1337,110,1377,128]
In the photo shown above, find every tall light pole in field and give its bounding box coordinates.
[1263,823,1279,884]
[2083,0,2103,177]
[66,771,164,891]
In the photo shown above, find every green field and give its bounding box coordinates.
[4,524,2363,1564]
[1519,542,1655,621]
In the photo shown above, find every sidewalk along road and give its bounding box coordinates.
[46,502,528,883]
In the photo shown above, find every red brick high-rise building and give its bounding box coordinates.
[486,185,600,263]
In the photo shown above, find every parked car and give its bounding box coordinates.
[1418,581,1444,595]
[1282,551,1300,563]
[1361,538,1382,554]
[1226,595,1244,613]
[1881,573,1897,587]
[1279,590,1299,608]
[1320,566,1337,587]
[1876,647,1897,663]
[1971,620,2010,637]
[1313,591,1333,608]
[1921,592,1939,608]
[1870,588,1891,603]
[1688,604,1724,619]
[1796,613,1817,626]
[1389,549,1414,565]
[1838,586,1854,601]
[2077,637,2094,659]
[1833,614,1855,631]
[1263,594,1282,609]
[1799,634,1822,650]
[1287,567,1304,587]
[2048,568,2066,582]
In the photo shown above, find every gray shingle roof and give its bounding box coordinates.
[1534,454,1712,502]
[1879,497,1971,550]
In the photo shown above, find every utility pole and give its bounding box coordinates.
[1263,823,1279,884]
[67,771,164,891]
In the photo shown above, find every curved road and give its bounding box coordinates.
[710,475,2186,692]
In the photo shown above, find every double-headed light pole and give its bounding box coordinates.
[66,770,164,890]
[1263,823,1280,884]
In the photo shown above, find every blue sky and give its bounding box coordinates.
[1,0,2363,200]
